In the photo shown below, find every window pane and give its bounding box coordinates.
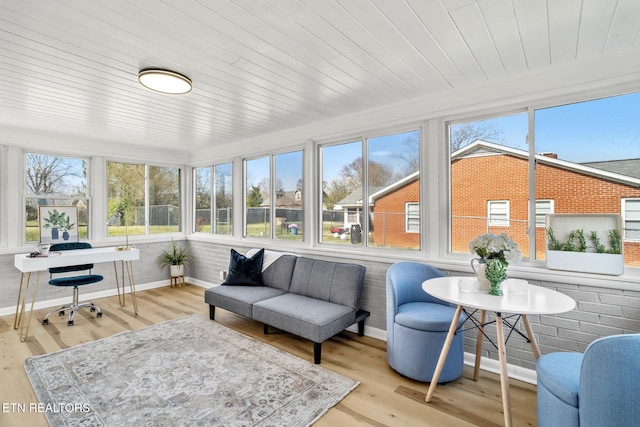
[245,157,270,237]
[321,141,362,245]
[107,162,145,237]
[214,163,233,235]
[149,166,180,234]
[25,153,89,242]
[194,167,212,233]
[450,113,529,257]
[406,203,420,233]
[623,199,640,241]
[368,130,420,250]
[535,93,640,265]
[275,151,303,241]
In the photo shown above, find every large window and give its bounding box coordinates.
[449,91,640,267]
[25,153,89,243]
[449,113,529,256]
[245,150,303,240]
[321,129,421,250]
[107,162,181,237]
[194,163,233,234]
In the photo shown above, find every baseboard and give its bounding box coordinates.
[463,352,537,384]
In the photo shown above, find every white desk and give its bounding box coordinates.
[422,277,575,427]
[14,247,140,342]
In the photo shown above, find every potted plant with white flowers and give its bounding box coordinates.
[469,232,522,294]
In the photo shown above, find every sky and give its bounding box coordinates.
[479,91,640,163]
[248,90,640,187]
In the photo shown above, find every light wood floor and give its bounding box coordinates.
[1,285,537,426]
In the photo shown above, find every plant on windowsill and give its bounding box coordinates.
[545,214,624,275]
[156,242,192,278]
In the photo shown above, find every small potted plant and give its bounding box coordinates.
[156,242,192,278]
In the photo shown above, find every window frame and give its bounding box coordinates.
[622,198,640,242]
[534,199,554,227]
[25,152,91,243]
[243,149,304,241]
[106,161,183,238]
[487,200,510,227]
[405,202,420,233]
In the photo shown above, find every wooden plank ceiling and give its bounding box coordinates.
[0,0,639,152]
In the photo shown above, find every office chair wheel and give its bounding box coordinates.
[42,318,49,325]
[68,320,74,326]
[90,306,96,312]
[96,312,103,318]
[59,311,65,316]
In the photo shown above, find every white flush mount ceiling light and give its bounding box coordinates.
[138,69,192,94]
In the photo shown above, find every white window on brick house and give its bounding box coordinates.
[488,200,509,226]
[406,203,419,233]
[622,198,640,241]
[535,199,554,227]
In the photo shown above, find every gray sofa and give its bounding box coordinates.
[204,250,368,364]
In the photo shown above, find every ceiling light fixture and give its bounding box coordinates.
[137,69,192,94]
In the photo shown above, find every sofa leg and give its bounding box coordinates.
[356,309,370,337]
[209,305,215,320]
[264,324,269,334]
[358,320,365,336]
[314,342,321,364]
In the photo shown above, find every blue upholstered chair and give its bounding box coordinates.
[42,242,103,326]
[536,334,640,427]
[386,262,465,383]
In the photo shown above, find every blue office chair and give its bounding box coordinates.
[386,262,466,383]
[42,242,103,326]
[536,334,640,427]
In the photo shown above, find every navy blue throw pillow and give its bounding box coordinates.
[223,249,265,286]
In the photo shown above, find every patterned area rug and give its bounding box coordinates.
[24,315,358,426]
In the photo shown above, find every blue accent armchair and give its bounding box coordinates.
[386,262,465,383]
[536,334,640,427]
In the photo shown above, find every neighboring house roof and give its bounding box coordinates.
[260,190,302,208]
[452,140,640,187]
[334,186,385,209]
[581,159,640,179]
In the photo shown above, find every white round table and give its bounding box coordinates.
[422,276,575,427]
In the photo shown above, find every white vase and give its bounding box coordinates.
[470,258,491,291]
[170,264,184,277]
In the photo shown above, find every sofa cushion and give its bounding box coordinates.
[204,285,286,318]
[536,352,583,408]
[289,258,365,309]
[253,293,355,343]
[223,248,264,286]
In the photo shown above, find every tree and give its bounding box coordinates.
[323,157,395,209]
[339,157,394,188]
[107,162,144,226]
[450,122,505,152]
[392,133,420,176]
[246,185,263,207]
[26,154,84,196]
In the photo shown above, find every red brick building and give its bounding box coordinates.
[338,141,640,264]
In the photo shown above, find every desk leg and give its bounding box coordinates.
[425,304,462,403]
[14,272,28,330]
[114,261,125,306]
[125,260,138,315]
[113,260,138,316]
[16,272,41,342]
[522,314,540,359]
[495,313,513,427]
[473,309,486,381]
